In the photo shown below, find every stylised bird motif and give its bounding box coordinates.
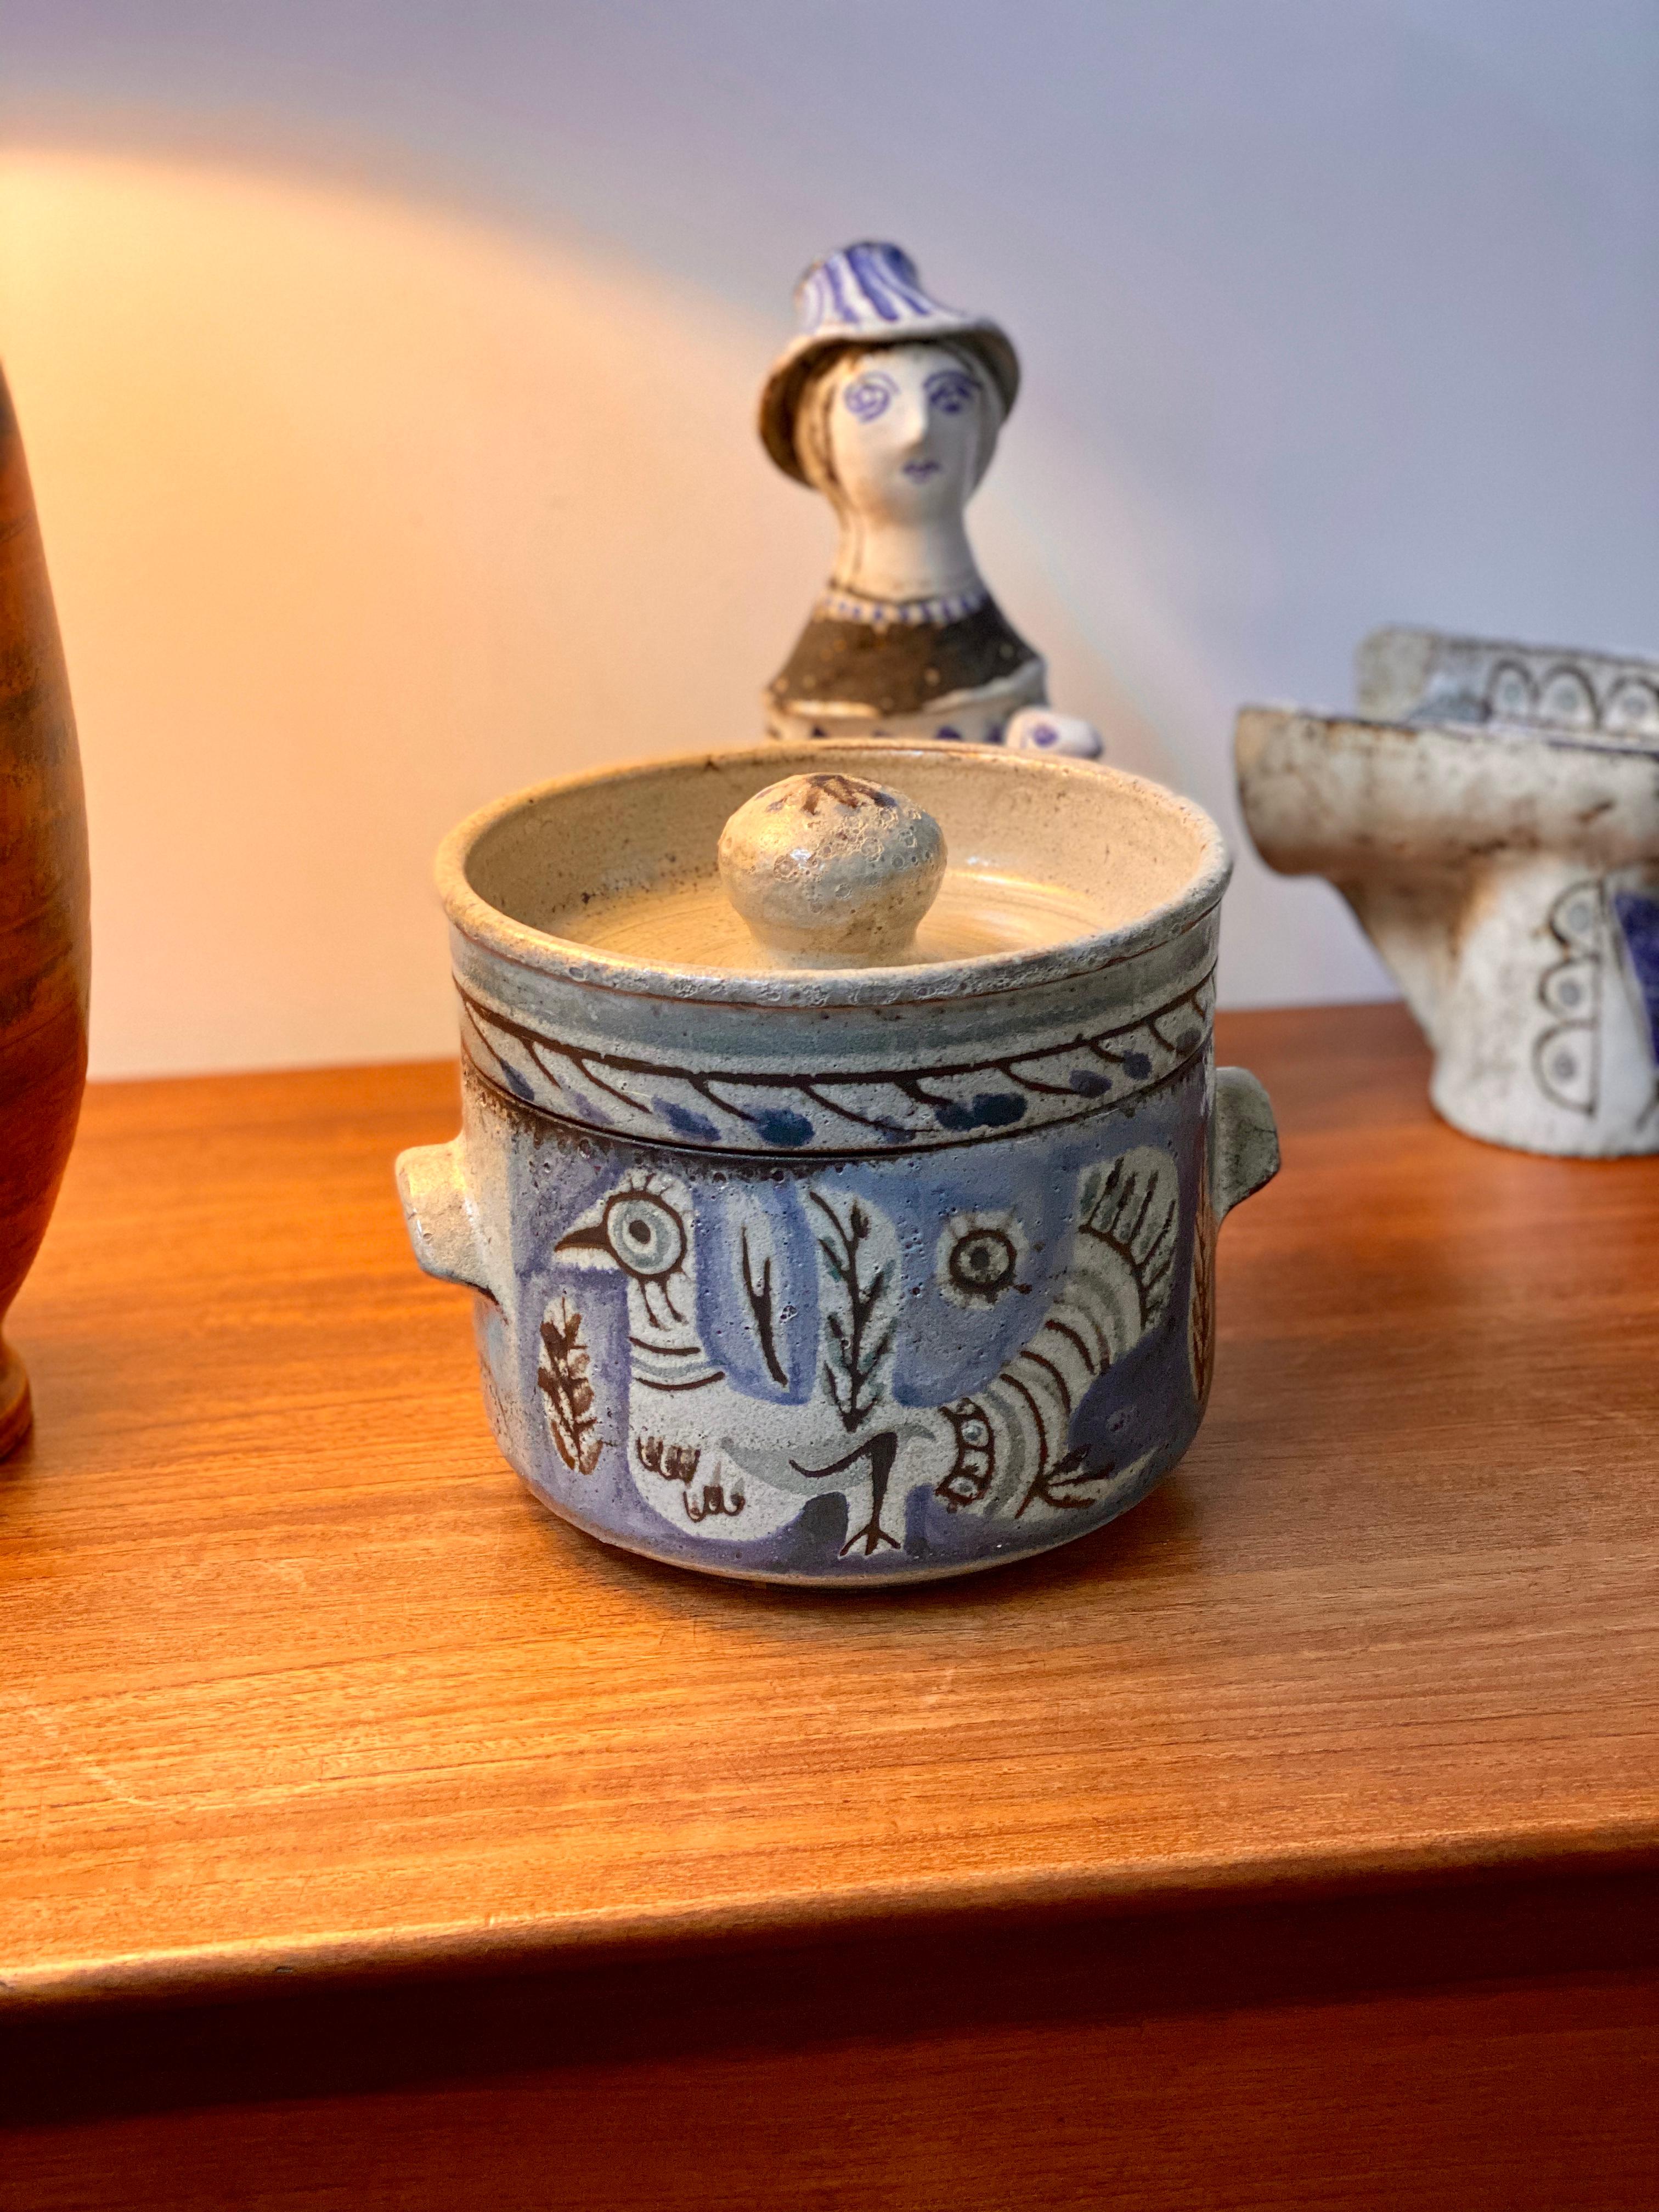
[546,1145,1183,1559]
[554,1170,754,1526]
[933,1151,1179,1520]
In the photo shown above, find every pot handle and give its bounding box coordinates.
[395,1137,496,1300]
[1211,1067,1280,1222]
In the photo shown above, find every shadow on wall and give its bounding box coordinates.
[0,145,1368,1077]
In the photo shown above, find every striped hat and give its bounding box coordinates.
[759,241,1020,483]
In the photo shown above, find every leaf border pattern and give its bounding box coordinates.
[458,972,1215,1154]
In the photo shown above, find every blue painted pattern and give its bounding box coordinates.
[459,970,1215,1157]
[1612,888,1659,1063]
[478,1058,1212,1580]
[795,241,961,343]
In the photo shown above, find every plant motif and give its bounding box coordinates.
[538,1297,602,1474]
[809,1191,895,1434]
[533,1142,1192,1564]
[779,1191,904,1556]
[457,974,1213,1153]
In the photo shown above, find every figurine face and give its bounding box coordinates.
[815,342,996,526]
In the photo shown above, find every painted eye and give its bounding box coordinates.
[924,369,979,415]
[602,1192,686,1280]
[936,1209,1028,1307]
[843,372,896,422]
[947,1227,1018,1301]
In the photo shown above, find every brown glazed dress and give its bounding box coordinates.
[0,367,89,1455]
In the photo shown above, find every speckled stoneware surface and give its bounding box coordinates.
[1238,625,1659,1158]
[398,741,1278,1586]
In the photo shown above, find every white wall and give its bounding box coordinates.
[4,2,1656,1075]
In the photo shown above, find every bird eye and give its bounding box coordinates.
[843,371,896,422]
[947,1226,1018,1302]
[602,1192,686,1280]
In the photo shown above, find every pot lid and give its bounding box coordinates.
[443,741,1227,1006]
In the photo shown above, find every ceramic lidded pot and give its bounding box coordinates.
[1237,624,1659,1156]
[397,743,1278,1585]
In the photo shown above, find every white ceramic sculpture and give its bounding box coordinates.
[758,242,1103,760]
[1237,625,1659,1156]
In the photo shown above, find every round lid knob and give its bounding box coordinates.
[717,772,947,968]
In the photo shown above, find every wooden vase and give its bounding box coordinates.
[0,367,89,1457]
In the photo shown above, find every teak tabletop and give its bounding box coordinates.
[3,1003,1656,2210]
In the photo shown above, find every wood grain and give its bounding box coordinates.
[1,1005,1655,2202]
[0,366,90,1457]
[6,1970,1658,2212]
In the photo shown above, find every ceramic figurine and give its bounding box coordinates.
[759,242,1103,760]
[397,741,1277,1586]
[0,368,90,1456]
[1237,624,1659,1156]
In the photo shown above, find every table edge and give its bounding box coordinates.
[7,1820,1657,2016]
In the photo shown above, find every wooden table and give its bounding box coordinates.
[2,1004,1655,2210]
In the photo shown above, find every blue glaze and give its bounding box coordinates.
[470,1054,1214,1584]
[659,1101,720,1143]
[692,1180,819,1403]
[845,240,912,321]
[819,252,857,326]
[796,242,960,345]
[1612,888,1659,1060]
[932,1091,1027,1132]
[457,969,1215,1159]
[755,1107,815,1148]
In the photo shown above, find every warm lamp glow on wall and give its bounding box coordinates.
[1,148,1148,1077]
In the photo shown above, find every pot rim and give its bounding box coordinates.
[437,741,1231,1011]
